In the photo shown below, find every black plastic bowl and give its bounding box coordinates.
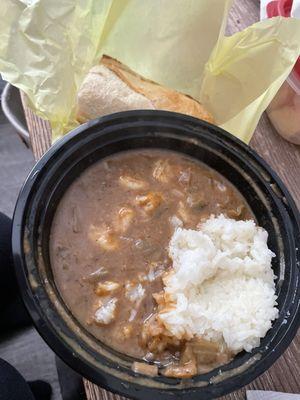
[12,111,300,399]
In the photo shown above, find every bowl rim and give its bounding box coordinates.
[12,110,300,399]
[1,83,30,143]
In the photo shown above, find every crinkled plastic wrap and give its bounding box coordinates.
[0,0,113,134]
[0,0,300,143]
[200,18,300,142]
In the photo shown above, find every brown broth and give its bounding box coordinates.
[50,149,252,375]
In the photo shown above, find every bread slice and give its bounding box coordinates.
[76,55,214,124]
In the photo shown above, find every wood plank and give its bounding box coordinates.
[251,114,300,207]
[84,380,127,400]
[21,0,299,398]
[20,92,52,161]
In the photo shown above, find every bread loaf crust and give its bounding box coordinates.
[77,55,214,124]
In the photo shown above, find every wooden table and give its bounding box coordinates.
[21,0,299,398]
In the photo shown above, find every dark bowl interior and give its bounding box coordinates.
[12,111,300,399]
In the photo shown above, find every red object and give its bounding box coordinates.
[266,0,300,81]
[293,59,300,82]
[266,0,293,17]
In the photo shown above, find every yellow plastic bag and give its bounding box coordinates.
[0,0,113,134]
[200,18,300,142]
[0,0,300,143]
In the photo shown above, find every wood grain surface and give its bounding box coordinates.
[21,0,299,398]
[20,92,52,161]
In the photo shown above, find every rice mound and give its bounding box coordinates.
[159,214,278,353]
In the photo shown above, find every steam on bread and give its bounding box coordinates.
[76,55,214,124]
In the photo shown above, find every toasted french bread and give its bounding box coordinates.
[76,55,214,124]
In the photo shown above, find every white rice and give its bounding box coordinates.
[159,214,278,353]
